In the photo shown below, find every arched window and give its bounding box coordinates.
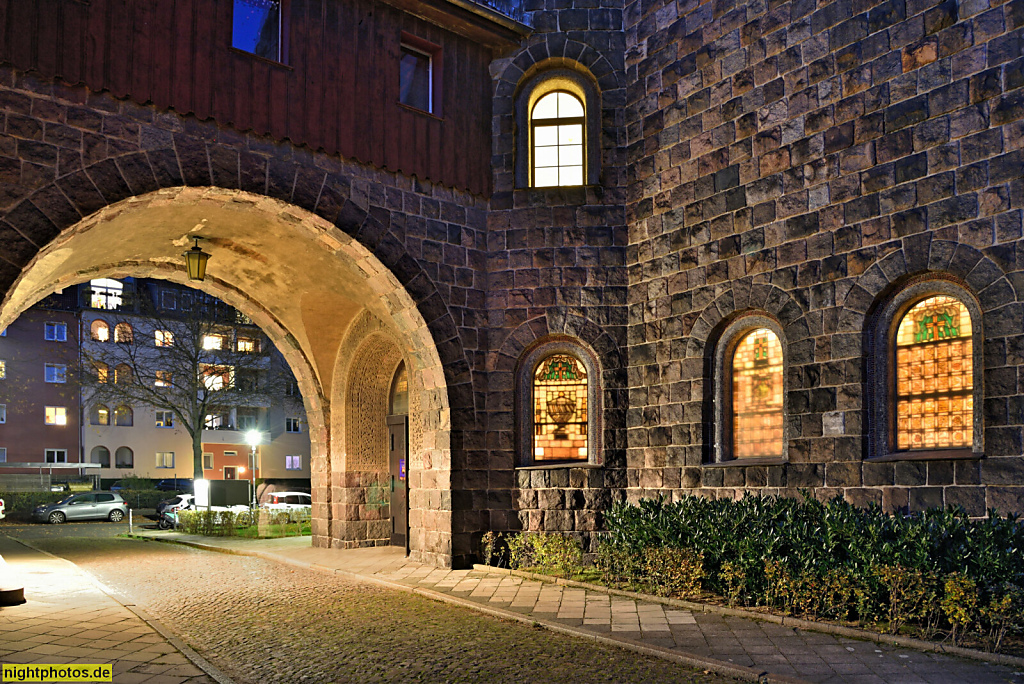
[93,361,109,384]
[114,364,132,385]
[515,68,600,189]
[531,92,585,187]
[712,316,788,463]
[114,405,133,427]
[114,322,133,343]
[115,446,133,468]
[389,361,408,415]
[870,280,983,459]
[90,404,110,426]
[91,446,110,467]
[91,320,110,342]
[517,339,602,466]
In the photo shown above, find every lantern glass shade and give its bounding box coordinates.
[183,244,209,281]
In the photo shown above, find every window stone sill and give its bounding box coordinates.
[703,458,787,468]
[516,463,602,470]
[866,450,981,463]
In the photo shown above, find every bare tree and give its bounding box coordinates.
[81,289,282,479]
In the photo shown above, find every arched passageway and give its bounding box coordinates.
[0,186,452,565]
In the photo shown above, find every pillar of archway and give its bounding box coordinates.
[0,186,454,566]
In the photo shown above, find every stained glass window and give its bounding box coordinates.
[533,354,588,461]
[731,329,784,459]
[532,92,585,187]
[895,295,973,450]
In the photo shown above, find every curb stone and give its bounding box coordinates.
[127,533,802,683]
[8,535,237,684]
[472,564,1024,670]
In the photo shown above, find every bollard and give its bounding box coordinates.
[129,508,133,534]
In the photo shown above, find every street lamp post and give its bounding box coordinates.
[245,429,261,510]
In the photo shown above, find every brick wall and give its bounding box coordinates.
[624,0,1024,512]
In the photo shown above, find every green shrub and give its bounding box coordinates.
[0,491,65,520]
[177,509,252,536]
[507,532,583,577]
[642,546,704,598]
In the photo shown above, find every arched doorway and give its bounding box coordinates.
[0,187,452,565]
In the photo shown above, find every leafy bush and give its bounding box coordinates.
[508,532,583,577]
[177,509,252,536]
[598,494,1024,650]
[0,491,65,520]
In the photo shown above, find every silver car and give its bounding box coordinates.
[32,492,128,524]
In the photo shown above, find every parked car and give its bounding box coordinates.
[0,497,5,520]
[156,494,194,516]
[155,478,193,492]
[261,492,312,521]
[32,492,128,524]
[110,480,126,492]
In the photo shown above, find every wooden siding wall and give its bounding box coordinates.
[0,0,494,195]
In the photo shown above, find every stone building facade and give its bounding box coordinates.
[0,0,1023,567]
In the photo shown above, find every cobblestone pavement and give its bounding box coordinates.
[135,532,1024,684]
[19,534,729,684]
[0,535,216,684]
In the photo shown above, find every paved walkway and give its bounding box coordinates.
[0,535,222,684]
[131,530,1024,684]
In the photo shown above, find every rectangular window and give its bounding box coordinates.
[201,365,232,391]
[1,360,6,378]
[44,364,67,383]
[237,410,259,431]
[286,455,302,470]
[161,290,176,310]
[0,404,5,423]
[203,335,224,350]
[0,447,6,463]
[205,412,230,429]
[155,330,174,347]
[45,448,67,463]
[44,321,67,341]
[286,417,301,433]
[233,0,282,62]
[156,370,172,387]
[236,337,258,353]
[203,452,214,470]
[156,451,174,468]
[155,410,174,428]
[45,406,68,426]
[400,44,432,113]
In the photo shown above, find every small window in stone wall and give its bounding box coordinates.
[517,339,602,468]
[531,92,585,188]
[731,329,785,459]
[895,295,974,451]
[533,355,589,462]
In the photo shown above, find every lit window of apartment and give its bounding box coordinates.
[286,455,302,470]
[202,365,231,391]
[0,404,5,423]
[90,279,123,310]
[155,330,174,347]
[45,407,68,426]
[236,337,258,353]
[45,449,67,463]
[155,371,172,387]
[44,321,67,341]
[0,360,6,378]
[44,364,67,383]
[203,335,224,350]
[286,418,301,433]
[155,411,174,428]
[205,412,230,429]
[156,452,174,468]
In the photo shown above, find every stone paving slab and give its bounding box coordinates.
[129,531,1024,684]
[0,535,223,684]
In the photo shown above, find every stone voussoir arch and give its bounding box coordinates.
[0,144,472,399]
[837,238,1021,336]
[494,308,625,375]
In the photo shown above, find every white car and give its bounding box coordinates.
[0,498,5,520]
[261,491,312,521]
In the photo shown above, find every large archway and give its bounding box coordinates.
[0,186,452,566]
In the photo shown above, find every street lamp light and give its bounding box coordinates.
[245,429,260,510]
[182,236,210,282]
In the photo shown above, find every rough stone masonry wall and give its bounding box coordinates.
[625,0,1024,514]
[473,0,630,553]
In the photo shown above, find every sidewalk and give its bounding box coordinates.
[129,530,1024,684]
[0,535,227,684]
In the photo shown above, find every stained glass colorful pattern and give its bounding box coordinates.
[732,329,784,458]
[895,296,973,450]
[533,354,588,461]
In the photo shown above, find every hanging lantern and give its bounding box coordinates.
[182,237,210,281]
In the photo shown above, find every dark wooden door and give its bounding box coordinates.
[387,415,408,550]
